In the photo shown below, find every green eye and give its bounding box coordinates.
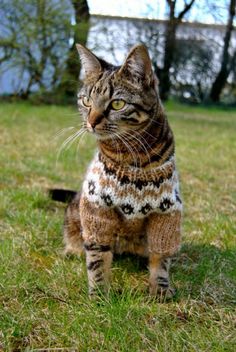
[111,100,126,110]
[82,96,92,107]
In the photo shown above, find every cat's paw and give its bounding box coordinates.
[63,245,84,258]
[157,286,176,301]
[149,284,176,301]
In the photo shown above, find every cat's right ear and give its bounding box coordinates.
[76,44,102,79]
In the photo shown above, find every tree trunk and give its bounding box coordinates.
[159,18,178,100]
[210,0,236,102]
[58,0,90,99]
[67,0,90,80]
[158,0,196,101]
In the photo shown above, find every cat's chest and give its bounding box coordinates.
[82,153,182,219]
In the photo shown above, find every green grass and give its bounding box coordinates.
[0,101,236,351]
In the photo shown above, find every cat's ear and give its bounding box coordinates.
[118,44,154,85]
[76,44,102,78]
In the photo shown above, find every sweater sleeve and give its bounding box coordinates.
[146,210,182,256]
[80,196,119,246]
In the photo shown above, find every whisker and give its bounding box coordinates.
[121,132,151,182]
[65,129,86,151]
[121,130,147,167]
[113,131,139,169]
[122,133,143,169]
[123,130,152,166]
[56,127,86,163]
[111,131,137,168]
[76,130,88,161]
[134,129,164,160]
[137,129,164,161]
[149,117,165,126]
[110,133,122,164]
[53,120,85,141]
[64,111,81,117]
[131,129,156,156]
[98,126,124,164]
[52,126,76,140]
[142,129,157,140]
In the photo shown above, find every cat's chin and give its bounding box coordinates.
[95,135,111,141]
[90,131,113,141]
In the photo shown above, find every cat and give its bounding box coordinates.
[60,44,182,298]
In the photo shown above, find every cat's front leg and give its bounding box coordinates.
[147,211,181,299]
[84,242,113,295]
[79,197,119,296]
[149,253,175,299]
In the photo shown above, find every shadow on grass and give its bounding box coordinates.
[60,242,236,307]
[110,243,236,307]
[173,243,236,305]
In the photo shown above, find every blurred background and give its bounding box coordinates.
[0,0,236,105]
[1,5,236,349]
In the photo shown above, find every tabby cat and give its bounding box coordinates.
[62,44,182,298]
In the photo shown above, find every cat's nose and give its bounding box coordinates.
[87,110,104,131]
[88,120,101,129]
[87,121,97,131]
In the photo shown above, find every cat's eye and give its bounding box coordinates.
[81,96,92,107]
[111,100,126,110]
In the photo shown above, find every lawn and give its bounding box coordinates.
[0,101,235,351]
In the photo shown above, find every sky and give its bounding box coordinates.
[87,0,230,25]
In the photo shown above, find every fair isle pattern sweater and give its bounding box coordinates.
[82,152,182,220]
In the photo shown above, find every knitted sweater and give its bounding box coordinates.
[80,152,182,256]
[82,152,182,218]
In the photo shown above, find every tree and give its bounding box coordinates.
[171,37,215,102]
[0,0,71,97]
[155,0,196,100]
[58,0,90,98]
[209,0,236,102]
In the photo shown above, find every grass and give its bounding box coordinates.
[0,101,236,351]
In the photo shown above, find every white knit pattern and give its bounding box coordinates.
[82,153,182,219]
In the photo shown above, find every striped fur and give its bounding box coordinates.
[63,44,182,298]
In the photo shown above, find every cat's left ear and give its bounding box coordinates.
[76,44,102,78]
[118,44,154,85]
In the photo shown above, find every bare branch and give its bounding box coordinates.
[178,0,196,20]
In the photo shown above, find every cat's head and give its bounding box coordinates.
[76,44,159,140]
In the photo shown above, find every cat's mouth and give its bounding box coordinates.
[86,121,115,140]
[87,126,113,140]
